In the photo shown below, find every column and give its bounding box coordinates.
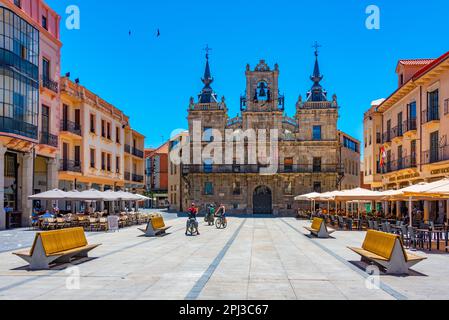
[396,201,401,219]
[21,154,34,227]
[446,200,449,222]
[0,145,7,230]
[424,200,430,222]
[47,156,59,190]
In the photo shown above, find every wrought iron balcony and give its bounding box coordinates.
[0,116,38,140]
[382,156,417,173]
[124,172,131,181]
[39,132,58,148]
[132,174,144,183]
[390,125,403,139]
[382,131,392,143]
[124,144,144,158]
[59,159,81,173]
[422,145,449,165]
[422,108,440,124]
[182,164,338,175]
[41,75,59,93]
[60,120,82,136]
[132,148,144,158]
[403,119,417,133]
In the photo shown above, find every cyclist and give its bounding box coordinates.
[186,203,200,235]
[215,203,226,220]
[206,203,215,225]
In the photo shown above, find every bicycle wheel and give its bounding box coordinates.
[188,222,195,235]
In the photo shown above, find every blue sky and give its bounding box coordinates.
[46,0,448,148]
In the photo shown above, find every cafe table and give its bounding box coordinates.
[416,228,448,252]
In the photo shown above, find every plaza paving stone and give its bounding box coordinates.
[0,217,448,300]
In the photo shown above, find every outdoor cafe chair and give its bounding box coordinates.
[408,226,424,250]
[347,218,353,231]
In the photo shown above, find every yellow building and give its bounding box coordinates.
[168,131,189,212]
[58,77,145,198]
[124,128,145,193]
[363,50,449,222]
[338,131,361,190]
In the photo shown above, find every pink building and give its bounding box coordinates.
[0,0,61,229]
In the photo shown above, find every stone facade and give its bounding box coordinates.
[181,53,350,216]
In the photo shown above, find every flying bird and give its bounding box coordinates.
[156,29,160,37]
[129,30,132,36]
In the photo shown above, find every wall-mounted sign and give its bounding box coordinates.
[431,167,449,176]
[389,172,420,182]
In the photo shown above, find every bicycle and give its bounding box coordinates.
[187,218,199,236]
[215,215,227,229]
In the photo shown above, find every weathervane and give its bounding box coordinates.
[312,41,321,56]
[204,44,212,60]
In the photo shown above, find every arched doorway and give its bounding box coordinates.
[253,186,272,214]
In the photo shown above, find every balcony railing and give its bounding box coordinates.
[132,148,144,158]
[422,145,449,165]
[382,156,417,173]
[182,164,338,175]
[376,133,382,144]
[422,108,440,124]
[382,131,391,143]
[40,132,58,148]
[0,116,38,140]
[132,174,144,183]
[403,119,417,133]
[60,120,82,136]
[59,159,82,173]
[41,75,59,93]
[124,144,144,158]
[124,172,131,181]
[390,125,403,140]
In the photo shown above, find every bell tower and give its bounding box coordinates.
[240,60,285,131]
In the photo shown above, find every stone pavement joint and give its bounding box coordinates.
[280,219,408,300]
[185,219,247,300]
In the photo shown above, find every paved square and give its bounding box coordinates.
[0,217,448,300]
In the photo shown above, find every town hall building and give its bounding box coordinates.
[179,48,360,215]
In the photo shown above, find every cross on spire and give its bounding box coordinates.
[312,41,321,56]
[204,44,212,60]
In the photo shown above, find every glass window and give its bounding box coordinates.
[203,127,214,142]
[312,126,321,141]
[204,182,214,195]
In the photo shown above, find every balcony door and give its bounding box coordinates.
[74,146,81,166]
[397,112,403,136]
[62,104,68,124]
[74,109,81,130]
[42,58,50,81]
[41,105,49,134]
[430,131,439,163]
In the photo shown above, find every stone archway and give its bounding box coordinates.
[253,186,272,214]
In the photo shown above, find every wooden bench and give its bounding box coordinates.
[348,230,426,275]
[13,227,101,270]
[304,218,335,238]
[139,216,171,237]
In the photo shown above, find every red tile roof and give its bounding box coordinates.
[378,50,449,112]
[412,50,449,80]
[398,59,435,66]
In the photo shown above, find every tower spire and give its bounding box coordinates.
[198,45,218,103]
[307,42,327,102]
[202,45,213,87]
